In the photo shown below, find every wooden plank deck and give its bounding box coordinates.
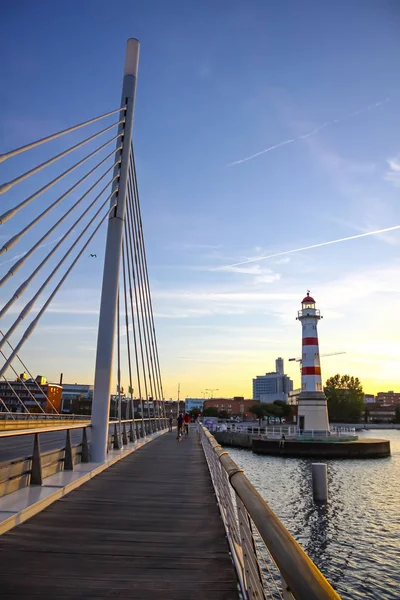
[0,428,239,599]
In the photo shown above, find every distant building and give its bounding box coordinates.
[203,397,258,419]
[164,400,185,417]
[275,357,284,375]
[253,358,293,403]
[366,404,396,423]
[364,394,376,404]
[0,374,62,413]
[185,398,204,413]
[288,389,301,405]
[61,383,93,413]
[376,391,400,406]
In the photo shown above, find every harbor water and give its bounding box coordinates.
[227,430,400,599]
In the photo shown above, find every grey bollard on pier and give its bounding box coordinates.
[312,463,328,502]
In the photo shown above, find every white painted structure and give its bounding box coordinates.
[296,292,330,433]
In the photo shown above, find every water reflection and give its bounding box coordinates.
[227,430,400,599]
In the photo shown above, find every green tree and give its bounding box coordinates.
[218,410,229,419]
[263,403,279,424]
[189,407,200,419]
[273,400,293,422]
[394,406,400,424]
[250,404,266,425]
[325,374,364,423]
[203,407,218,417]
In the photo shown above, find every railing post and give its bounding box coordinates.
[30,433,43,485]
[81,428,89,462]
[129,421,135,442]
[113,422,121,449]
[122,422,128,445]
[91,39,140,463]
[64,429,74,470]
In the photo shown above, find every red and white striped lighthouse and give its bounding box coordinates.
[296,291,330,433]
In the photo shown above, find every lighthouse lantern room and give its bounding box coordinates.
[296,291,330,434]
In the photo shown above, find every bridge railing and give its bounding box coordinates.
[0,417,167,499]
[198,422,341,600]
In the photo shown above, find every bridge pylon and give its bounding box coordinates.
[91,39,140,463]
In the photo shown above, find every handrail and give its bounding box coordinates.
[0,422,91,438]
[0,416,168,498]
[0,413,91,419]
[199,423,341,600]
[0,417,166,437]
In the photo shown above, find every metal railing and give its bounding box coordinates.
[224,423,357,440]
[226,424,297,437]
[0,417,167,499]
[198,422,341,600]
[0,412,91,421]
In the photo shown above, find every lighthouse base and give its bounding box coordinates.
[297,392,330,434]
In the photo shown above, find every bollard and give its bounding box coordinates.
[312,463,328,502]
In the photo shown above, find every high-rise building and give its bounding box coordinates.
[252,358,293,403]
[275,357,284,375]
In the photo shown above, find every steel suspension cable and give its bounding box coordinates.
[126,177,156,421]
[0,178,119,318]
[0,106,125,163]
[130,149,164,403]
[0,133,123,225]
[130,151,165,415]
[124,193,150,424]
[0,203,115,379]
[0,330,59,413]
[123,221,145,432]
[122,242,135,424]
[0,149,121,261]
[127,170,159,411]
[0,351,46,414]
[2,376,32,414]
[117,292,122,434]
[0,119,125,195]
[129,165,162,414]
[0,396,15,418]
[0,189,118,351]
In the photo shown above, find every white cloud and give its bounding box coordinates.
[384,157,400,188]
[218,264,264,275]
[253,273,281,284]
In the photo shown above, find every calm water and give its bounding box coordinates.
[227,430,400,599]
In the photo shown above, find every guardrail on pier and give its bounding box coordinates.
[0,417,167,499]
[198,422,341,600]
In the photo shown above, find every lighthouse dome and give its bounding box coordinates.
[302,293,315,303]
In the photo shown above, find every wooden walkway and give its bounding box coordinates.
[0,429,239,599]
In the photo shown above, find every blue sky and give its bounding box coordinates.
[1,1,400,398]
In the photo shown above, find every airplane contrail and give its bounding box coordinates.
[228,98,390,167]
[216,224,400,269]
[0,236,64,268]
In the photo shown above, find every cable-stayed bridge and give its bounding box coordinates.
[0,39,340,600]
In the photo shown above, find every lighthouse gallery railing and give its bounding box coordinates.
[198,422,341,600]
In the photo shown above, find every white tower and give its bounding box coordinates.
[296,291,330,434]
[275,357,284,375]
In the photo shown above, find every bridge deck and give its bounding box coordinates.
[0,429,239,599]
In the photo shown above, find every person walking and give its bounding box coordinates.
[168,413,173,432]
[177,413,184,440]
[184,413,191,436]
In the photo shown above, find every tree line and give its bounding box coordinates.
[193,374,400,424]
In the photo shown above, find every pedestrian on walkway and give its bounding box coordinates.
[177,413,184,440]
[168,413,173,432]
[184,413,191,436]
[279,434,286,448]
